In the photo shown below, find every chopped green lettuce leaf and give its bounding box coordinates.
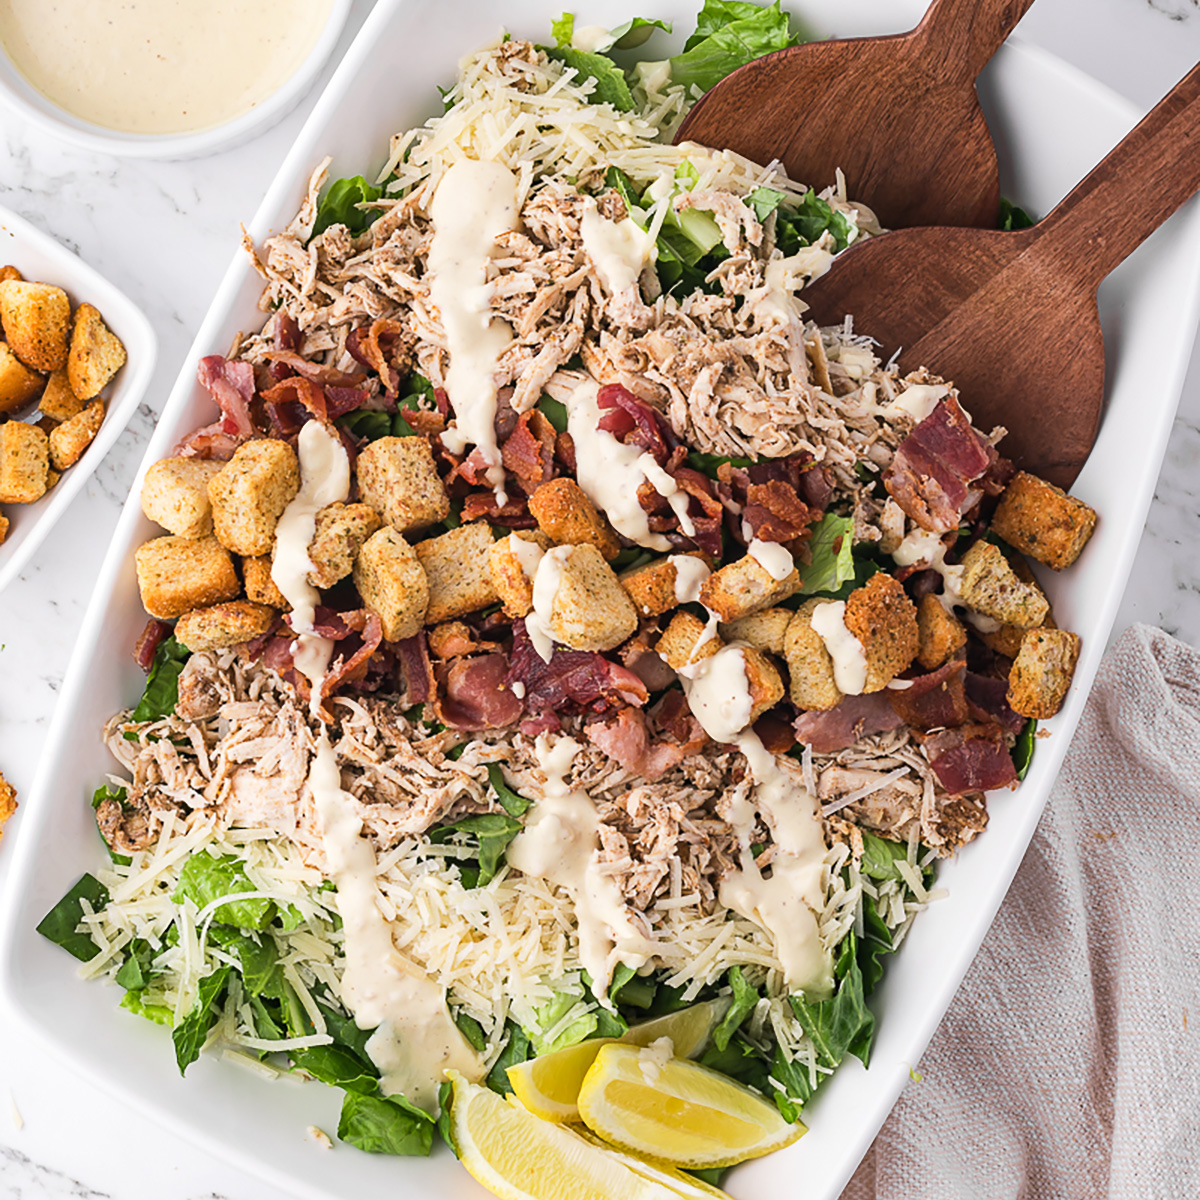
[775,190,854,255]
[799,512,857,595]
[436,1080,458,1155]
[536,394,569,433]
[858,830,911,884]
[551,13,669,54]
[172,965,232,1074]
[529,990,598,1055]
[120,991,173,1025]
[36,873,109,962]
[1013,718,1037,780]
[670,0,807,94]
[431,812,523,887]
[336,409,391,441]
[131,636,190,723]
[545,45,636,110]
[999,197,1035,231]
[712,966,759,1051]
[289,1045,378,1096]
[454,1009,488,1053]
[486,1021,532,1095]
[115,938,156,991]
[337,1091,434,1156]
[173,852,275,930]
[685,450,755,477]
[487,763,532,817]
[313,175,384,238]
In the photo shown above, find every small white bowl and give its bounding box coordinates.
[0,203,156,595]
[0,0,351,159]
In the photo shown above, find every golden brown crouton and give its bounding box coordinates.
[134,535,241,620]
[355,436,449,534]
[0,513,8,544]
[656,610,721,671]
[0,342,44,413]
[721,606,793,656]
[38,367,84,422]
[958,540,1049,629]
[141,457,224,538]
[743,646,785,723]
[700,554,801,623]
[784,599,844,711]
[208,438,300,556]
[415,521,499,624]
[488,530,552,618]
[353,527,429,641]
[0,280,71,371]
[242,556,289,609]
[978,610,1057,659]
[67,303,127,400]
[1007,627,1082,719]
[844,573,919,692]
[175,600,276,652]
[991,471,1097,571]
[0,768,16,844]
[0,420,49,503]
[916,594,968,669]
[528,477,621,561]
[619,552,708,618]
[307,502,382,589]
[544,543,638,652]
[0,266,21,284]
[48,398,103,470]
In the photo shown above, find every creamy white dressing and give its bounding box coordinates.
[810,600,868,695]
[678,644,754,744]
[0,0,332,135]
[757,248,832,322]
[634,59,672,95]
[669,555,710,604]
[526,544,572,663]
[747,538,794,582]
[890,528,965,613]
[889,381,949,423]
[570,23,615,52]
[580,197,654,295]
[430,160,520,498]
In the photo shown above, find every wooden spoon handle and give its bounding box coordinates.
[910,0,1038,84]
[1032,62,1200,291]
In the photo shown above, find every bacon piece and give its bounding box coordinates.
[321,611,384,700]
[923,723,1018,794]
[502,410,557,495]
[324,386,370,419]
[395,632,434,705]
[462,491,537,528]
[743,480,820,543]
[555,430,577,475]
[887,658,970,732]
[670,466,724,558]
[584,705,702,781]
[619,633,677,693]
[437,653,524,731]
[596,383,674,465]
[237,615,284,663]
[177,356,258,457]
[133,619,172,672]
[965,672,1026,735]
[347,318,410,392]
[262,375,328,433]
[275,311,301,353]
[263,350,367,388]
[753,709,795,754]
[793,692,906,753]
[402,409,446,437]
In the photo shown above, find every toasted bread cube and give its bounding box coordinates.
[0,768,15,844]
[45,468,60,490]
[175,600,276,652]
[656,610,721,671]
[844,573,919,692]
[700,554,800,623]
[528,477,621,561]
[355,436,449,534]
[0,513,8,544]
[141,457,223,538]
[1007,627,1081,719]
[488,530,552,618]
[978,609,1058,659]
[619,552,708,618]
[743,646,785,723]
[0,420,48,503]
[958,540,1049,629]
[916,593,968,669]
[544,543,638,652]
[134,535,241,620]
[0,266,21,284]
[207,438,300,556]
[48,398,103,470]
[307,502,382,589]
[721,606,793,656]
[0,342,44,413]
[414,521,498,624]
[38,367,84,422]
[67,303,126,400]
[785,599,844,711]
[991,471,1097,571]
[354,527,428,641]
[0,280,70,371]
[242,556,289,609]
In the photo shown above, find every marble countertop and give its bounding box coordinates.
[0,2,1197,1197]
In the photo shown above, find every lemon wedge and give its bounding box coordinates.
[508,998,731,1122]
[576,1043,806,1168]
[448,1071,687,1200]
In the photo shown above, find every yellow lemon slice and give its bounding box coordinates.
[508,998,731,1122]
[576,1130,734,1199]
[576,1043,806,1169]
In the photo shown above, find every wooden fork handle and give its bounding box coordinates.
[910,0,1038,84]
[1032,62,1200,292]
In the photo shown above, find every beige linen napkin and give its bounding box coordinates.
[842,624,1200,1200]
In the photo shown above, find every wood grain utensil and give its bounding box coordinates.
[674,0,1036,229]
[798,62,1200,488]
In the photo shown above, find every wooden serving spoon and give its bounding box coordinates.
[674,0,1036,229]
[798,63,1200,488]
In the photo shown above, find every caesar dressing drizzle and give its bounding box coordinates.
[809,600,869,695]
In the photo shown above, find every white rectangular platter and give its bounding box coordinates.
[2,2,1198,1199]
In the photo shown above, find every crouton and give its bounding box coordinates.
[0,514,8,544]
[488,530,552,618]
[207,438,300,556]
[977,609,1057,659]
[1007,627,1081,719]
[784,599,844,711]
[916,594,968,669]
[991,471,1097,571]
[0,768,15,844]
[721,606,793,656]
[700,554,801,623]
[543,543,638,652]
[141,457,224,538]
[0,342,44,413]
[656,610,721,671]
[48,398,103,470]
[134,535,241,620]
[175,600,276,652]
[0,280,71,371]
[68,303,127,400]
[0,266,21,284]
[957,540,1049,629]
[354,527,429,641]
[38,367,83,422]
[619,552,708,618]
[355,436,449,533]
[307,502,382,589]
[242,556,289,609]
[843,573,919,691]
[528,477,621,561]
[45,468,59,490]
[414,521,499,623]
[0,420,48,503]
[743,646,785,723]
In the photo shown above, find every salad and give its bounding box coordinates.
[38,3,1096,1195]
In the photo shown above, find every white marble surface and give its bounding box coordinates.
[0,2,1197,1198]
